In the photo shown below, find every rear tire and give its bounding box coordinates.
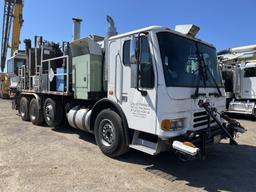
[94,109,129,157]
[29,98,44,125]
[252,108,256,121]
[43,98,63,127]
[2,93,9,99]
[20,96,30,121]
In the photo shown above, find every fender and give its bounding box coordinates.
[21,92,41,109]
[91,98,130,145]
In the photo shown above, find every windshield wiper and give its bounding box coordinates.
[191,45,208,99]
[200,53,222,97]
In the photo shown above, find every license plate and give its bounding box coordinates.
[213,134,221,144]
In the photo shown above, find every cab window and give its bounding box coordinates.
[123,40,131,66]
[122,36,155,89]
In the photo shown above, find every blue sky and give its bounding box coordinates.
[1,0,256,51]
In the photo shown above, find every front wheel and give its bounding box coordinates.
[94,109,129,157]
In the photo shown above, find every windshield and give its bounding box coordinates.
[244,67,256,78]
[157,32,223,87]
[7,58,26,75]
[7,59,13,73]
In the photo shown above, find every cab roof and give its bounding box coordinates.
[108,25,215,48]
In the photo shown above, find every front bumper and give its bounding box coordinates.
[190,125,233,145]
[228,100,255,115]
[171,99,246,159]
[171,123,239,160]
[174,124,233,146]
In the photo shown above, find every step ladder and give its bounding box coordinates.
[129,131,162,155]
[18,65,26,90]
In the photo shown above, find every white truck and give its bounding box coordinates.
[218,45,256,117]
[13,16,245,160]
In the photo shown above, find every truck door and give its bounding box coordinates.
[119,35,157,134]
[241,67,256,98]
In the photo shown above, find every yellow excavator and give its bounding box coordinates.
[0,0,24,98]
[0,72,10,98]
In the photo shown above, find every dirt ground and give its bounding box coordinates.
[0,98,255,192]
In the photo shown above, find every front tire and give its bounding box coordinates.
[43,98,63,127]
[20,96,30,121]
[29,98,44,125]
[94,109,129,157]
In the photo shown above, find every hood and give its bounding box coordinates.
[157,85,226,114]
[166,87,225,100]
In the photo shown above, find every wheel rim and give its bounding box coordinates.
[21,112,25,117]
[30,104,36,121]
[45,104,54,122]
[99,119,115,147]
[20,102,25,117]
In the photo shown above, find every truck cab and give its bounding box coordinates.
[241,63,256,99]
[218,45,256,116]
[107,26,225,141]
[6,50,26,97]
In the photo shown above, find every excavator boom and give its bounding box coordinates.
[11,0,23,56]
[0,0,23,72]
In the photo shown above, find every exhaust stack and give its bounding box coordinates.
[106,15,117,38]
[72,17,83,41]
[103,16,118,89]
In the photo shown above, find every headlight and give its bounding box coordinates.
[161,118,185,131]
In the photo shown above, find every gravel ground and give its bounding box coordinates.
[0,98,255,192]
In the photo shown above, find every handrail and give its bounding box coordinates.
[42,55,68,63]
[114,53,119,102]
[44,55,69,94]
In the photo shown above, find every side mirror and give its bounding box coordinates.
[130,64,138,88]
[130,37,137,64]
[129,34,148,96]
[130,37,138,88]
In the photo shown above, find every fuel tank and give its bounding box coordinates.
[66,106,92,132]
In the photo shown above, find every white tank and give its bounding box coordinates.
[66,106,92,131]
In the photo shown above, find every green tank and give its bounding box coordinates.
[71,37,103,100]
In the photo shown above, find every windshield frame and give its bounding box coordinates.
[156,31,224,88]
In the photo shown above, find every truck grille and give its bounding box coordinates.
[193,111,217,129]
